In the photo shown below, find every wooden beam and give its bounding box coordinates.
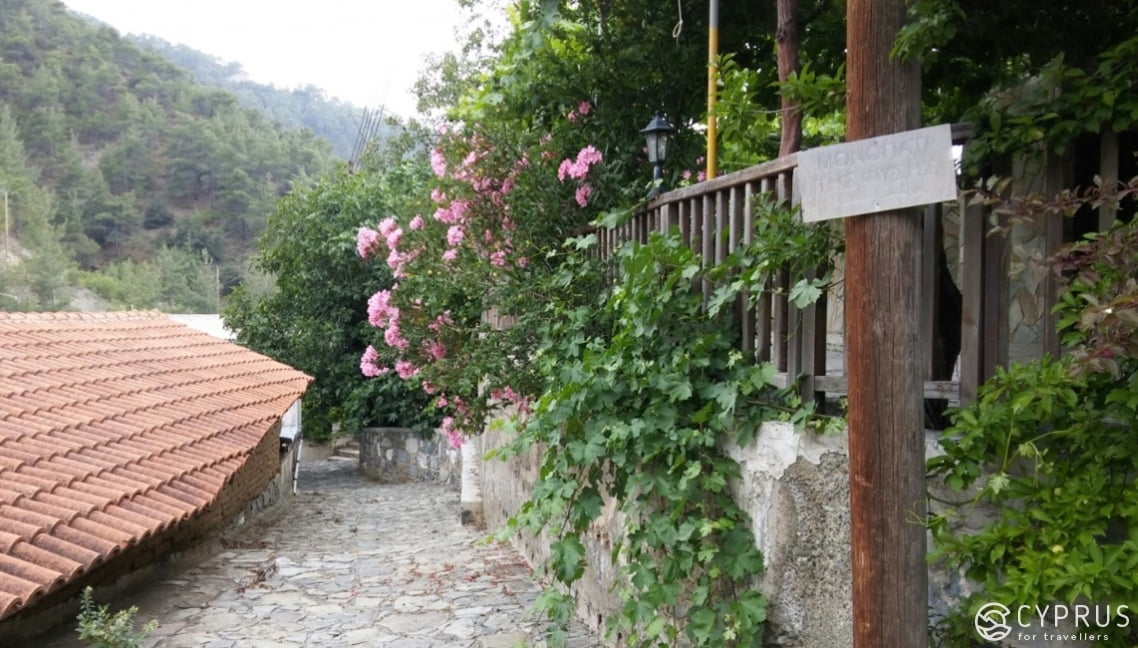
[776,374,960,401]
[1100,130,1120,231]
[920,205,938,379]
[647,154,798,207]
[958,195,985,404]
[702,195,714,302]
[772,269,789,372]
[844,0,928,646]
[1041,152,1067,358]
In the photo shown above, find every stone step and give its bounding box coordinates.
[329,435,359,460]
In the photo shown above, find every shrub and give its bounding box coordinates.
[76,587,158,648]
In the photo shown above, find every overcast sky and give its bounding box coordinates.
[61,0,468,118]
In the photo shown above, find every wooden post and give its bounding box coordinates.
[1041,152,1068,358]
[958,195,985,404]
[1099,130,1119,230]
[844,0,928,646]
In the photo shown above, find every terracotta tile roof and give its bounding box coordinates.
[0,312,311,620]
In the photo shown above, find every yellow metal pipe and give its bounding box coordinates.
[706,0,719,180]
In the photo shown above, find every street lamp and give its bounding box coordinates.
[640,113,675,198]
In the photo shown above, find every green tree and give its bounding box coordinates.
[16,182,74,310]
[224,162,437,441]
[153,246,218,313]
[0,0,335,283]
[131,35,369,159]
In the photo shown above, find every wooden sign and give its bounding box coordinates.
[795,124,957,223]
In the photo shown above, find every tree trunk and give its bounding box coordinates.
[844,0,928,646]
[776,0,802,156]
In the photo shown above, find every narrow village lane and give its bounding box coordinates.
[34,457,599,648]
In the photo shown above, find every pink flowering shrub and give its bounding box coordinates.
[225,164,440,442]
[356,110,616,446]
[357,227,381,258]
[359,345,388,376]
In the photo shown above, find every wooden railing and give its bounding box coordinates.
[590,128,1132,413]
[590,125,1005,410]
[594,153,853,405]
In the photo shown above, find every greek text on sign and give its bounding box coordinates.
[796,124,957,223]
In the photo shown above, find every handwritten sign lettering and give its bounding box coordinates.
[795,124,957,223]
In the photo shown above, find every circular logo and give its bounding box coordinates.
[975,602,1012,641]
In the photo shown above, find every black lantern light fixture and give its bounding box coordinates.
[640,112,675,197]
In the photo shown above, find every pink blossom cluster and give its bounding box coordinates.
[424,135,535,268]
[558,145,603,182]
[437,391,476,448]
[424,339,447,361]
[360,130,542,401]
[368,288,409,351]
[681,169,708,183]
[440,416,463,448]
[384,324,408,350]
[395,360,419,379]
[566,100,592,123]
[379,217,402,249]
[367,289,397,328]
[359,345,389,377]
[490,385,533,415]
[433,199,469,225]
[575,185,593,208]
[428,311,453,332]
[357,227,381,258]
[556,145,603,208]
[364,217,418,278]
[430,148,447,178]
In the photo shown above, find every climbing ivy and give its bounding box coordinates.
[928,183,1138,646]
[962,34,1138,171]
[493,200,841,647]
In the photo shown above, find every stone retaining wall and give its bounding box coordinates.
[475,420,985,647]
[358,427,461,488]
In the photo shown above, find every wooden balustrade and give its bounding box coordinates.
[591,153,848,405]
[588,127,983,411]
[584,126,1128,415]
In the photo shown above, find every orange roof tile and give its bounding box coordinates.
[0,311,311,620]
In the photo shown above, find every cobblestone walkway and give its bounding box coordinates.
[33,458,599,648]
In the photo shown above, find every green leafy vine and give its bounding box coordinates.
[493,199,841,646]
[963,33,1138,170]
[928,190,1138,646]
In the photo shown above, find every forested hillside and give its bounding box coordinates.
[0,0,335,312]
[130,35,380,160]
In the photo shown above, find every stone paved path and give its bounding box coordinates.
[33,457,600,647]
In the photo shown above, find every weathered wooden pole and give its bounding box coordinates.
[844,0,928,646]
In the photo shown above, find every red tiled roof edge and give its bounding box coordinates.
[0,311,313,621]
